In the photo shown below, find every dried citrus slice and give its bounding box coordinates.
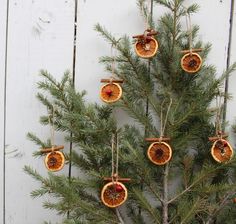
[181,52,202,73]
[147,141,172,165]
[211,139,233,163]
[100,83,122,103]
[101,182,128,208]
[44,151,65,172]
[135,37,158,58]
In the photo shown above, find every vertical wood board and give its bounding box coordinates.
[189,0,232,74]
[0,0,8,222]
[4,0,75,223]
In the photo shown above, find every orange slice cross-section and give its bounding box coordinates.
[135,37,158,59]
[211,139,234,163]
[101,182,128,208]
[44,151,65,172]
[181,52,202,73]
[100,83,122,103]
[147,141,172,165]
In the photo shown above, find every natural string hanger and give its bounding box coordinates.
[110,44,116,83]
[109,41,121,83]
[185,11,193,54]
[109,39,121,81]
[111,133,120,184]
[48,106,56,151]
[159,98,172,141]
[142,0,152,30]
[215,91,224,138]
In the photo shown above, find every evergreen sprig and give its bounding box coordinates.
[26,1,236,223]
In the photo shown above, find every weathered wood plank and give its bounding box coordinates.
[4,0,75,223]
[189,0,232,74]
[75,0,143,103]
[0,0,8,222]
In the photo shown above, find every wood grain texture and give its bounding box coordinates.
[0,0,8,222]
[188,0,232,74]
[4,0,75,223]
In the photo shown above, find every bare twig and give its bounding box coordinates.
[115,208,125,224]
[162,164,169,224]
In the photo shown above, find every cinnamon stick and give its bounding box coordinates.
[132,31,158,39]
[100,79,124,83]
[40,145,64,153]
[145,137,171,142]
[103,177,131,182]
[208,135,228,141]
[180,48,203,54]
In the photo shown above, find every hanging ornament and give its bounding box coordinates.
[100,79,123,103]
[133,29,158,59]
[209,93,234,163]
[42,146,65,172]
[100,44,124,103]
[181,12,202,74]
[210,138,233,163]
[41,107,65,172]
[101,134,130,208]
[181,50,202,73]
[146,139,172,165]
[146,99,173,165]
[133,0,158,58]
[101,181,128,208]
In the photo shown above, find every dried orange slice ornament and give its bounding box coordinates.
[211,139,233,163]
[101,181,128,208]
[181,52,202,73]
[100,82,122,103]
[44,150,65,172]
[147,141,172,165]
[135,37,158,58]
[133,30,158,59]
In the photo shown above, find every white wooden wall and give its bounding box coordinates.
[0,0,235,223]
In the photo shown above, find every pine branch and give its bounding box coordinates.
[154,0,173,10]
[115,208,125,224]
[132,188,161,223]
[24,166,48,184]
[27,132,48,148]
[219,62,236,84]
[162,164,169,224]
[128,206,146,224]
[180,198,207,224]
[94,24,120,46]
[206,191,236,223]
[26,0,236,223]
[168,161,236,204]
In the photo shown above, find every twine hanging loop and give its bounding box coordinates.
[48,106,55,151]
[160,98,173,141]
[111,133,120,184]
